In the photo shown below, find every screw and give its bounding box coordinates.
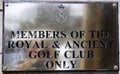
[4,66,7,71]
[114,65,118,70]
[6,4,9,7]
[112,3,116,7]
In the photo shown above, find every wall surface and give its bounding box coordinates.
[0,0,120,74]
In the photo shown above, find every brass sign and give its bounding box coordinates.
[3,2,119,71]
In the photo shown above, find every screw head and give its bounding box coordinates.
[112,3,116,7]
[114,65,118,70]
[4,66,7,71]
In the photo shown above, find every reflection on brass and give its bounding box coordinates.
[82,3,118,70]
[3,2,118,71]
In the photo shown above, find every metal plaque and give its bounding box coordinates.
[3,2,119,71]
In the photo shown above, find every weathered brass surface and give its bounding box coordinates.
[3,2,118,71]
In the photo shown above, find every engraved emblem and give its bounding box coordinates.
[55,4,67,24]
